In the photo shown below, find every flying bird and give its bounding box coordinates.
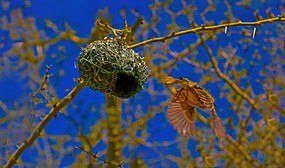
[165,76,226,138]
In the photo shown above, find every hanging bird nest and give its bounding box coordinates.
[76,37,148,99]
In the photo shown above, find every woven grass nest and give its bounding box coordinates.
[76,37,148,99]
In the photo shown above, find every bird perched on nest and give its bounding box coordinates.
[165,76,226,138]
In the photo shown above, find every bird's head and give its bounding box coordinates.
[179,77,192,89]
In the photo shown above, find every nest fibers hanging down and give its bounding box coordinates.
[76,37,148,99]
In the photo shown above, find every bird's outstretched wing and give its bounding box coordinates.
[167,89,196,137]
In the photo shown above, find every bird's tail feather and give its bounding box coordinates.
[212,118,226,138]
[210,109,226,138]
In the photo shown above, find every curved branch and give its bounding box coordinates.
[4,79,86,168]
[198,34,258,109]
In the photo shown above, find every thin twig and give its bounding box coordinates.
[31,65,53,100]
[96,20,124,36]
[74,146,123,168]
[31,65,53,127]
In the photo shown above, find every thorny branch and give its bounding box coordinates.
[129,16,285,49]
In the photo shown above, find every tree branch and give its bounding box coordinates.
[198,34,258,109]
[129,16,285,49]
[4,79,86,168]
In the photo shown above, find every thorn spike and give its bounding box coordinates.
[252,27,256,39]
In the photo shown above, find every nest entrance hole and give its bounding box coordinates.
[115,73,138,94]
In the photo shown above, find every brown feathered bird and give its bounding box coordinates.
[165,76,226,138]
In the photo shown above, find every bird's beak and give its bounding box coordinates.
[164,76,179,85]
